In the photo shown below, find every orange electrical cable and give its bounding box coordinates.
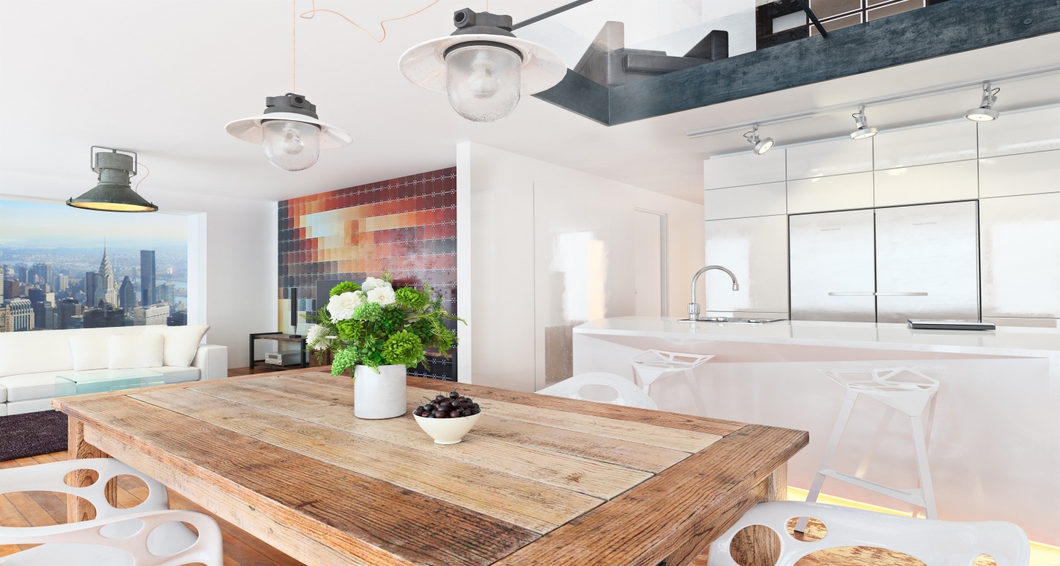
[292,0,297,91]
[298,0,441,43]
[134,161,151,194]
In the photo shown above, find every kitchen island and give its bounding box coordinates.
[573,316,1060,545]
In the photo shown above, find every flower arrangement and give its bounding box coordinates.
[306,274,461,377]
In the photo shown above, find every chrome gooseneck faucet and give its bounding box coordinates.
[685,265,739,322]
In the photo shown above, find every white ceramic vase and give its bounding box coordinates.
[353,364,407,419]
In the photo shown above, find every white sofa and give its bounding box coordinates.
[0,325,227,416]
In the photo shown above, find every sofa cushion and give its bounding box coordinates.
[0,326,149,378]
[0,383,6,404]
[109,334,164,370]
[143,325,210,367]
[69,335,112,372]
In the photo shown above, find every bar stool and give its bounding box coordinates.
[630,350,714,414]
[796,367,939,532]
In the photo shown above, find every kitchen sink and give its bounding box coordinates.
[679,317,786,324]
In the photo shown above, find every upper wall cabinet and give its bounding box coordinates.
[978,106,1060,158]
[980,150,1060,199]
[874,160,979,207]
[787,138,873,180]
[873,121,977,170]
[704,182,787,221]
[788,172,874,214]
[703,150,786,190]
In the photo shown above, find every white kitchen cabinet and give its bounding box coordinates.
[787,172,873,214]
[981,192,1060,319]
[704,182,786,220]
[873,121,977,170]
[787,137,873,180]
[703,215,788,314]
[979,150,1060,198]
[874,160,978,207]
[703,150,786,190]
[978,106,1060,158]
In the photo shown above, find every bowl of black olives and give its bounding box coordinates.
[412,391,482,445]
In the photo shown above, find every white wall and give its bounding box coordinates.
[457,142,705,392]
[0,171,277,368]
[701,105,1060,326]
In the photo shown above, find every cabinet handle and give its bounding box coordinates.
[828,292,929,296]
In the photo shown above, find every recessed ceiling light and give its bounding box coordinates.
[850,104,878,140]
[744,124,774,155]
[398,8,567,122]
[966,82,1000,122]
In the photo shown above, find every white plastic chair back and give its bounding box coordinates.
[708,501,1030,566]
[0,458,222,565]
[0,508,224,566]
[537,372,658,410]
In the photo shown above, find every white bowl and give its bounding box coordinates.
[413,412,481,444]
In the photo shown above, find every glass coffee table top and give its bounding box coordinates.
[55,369,167,396]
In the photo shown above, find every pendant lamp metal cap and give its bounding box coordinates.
[744,124,774,155]
[850,104,878,140]
[451,9,516,37]
[966,82,1000,121]
[264,93,318,119]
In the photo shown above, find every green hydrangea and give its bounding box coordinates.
[335,319,364,343]
[331,347,358,376]
[352,302,382,322]
[395,287,428,310]
[330,281,361,297]
[381,330,423,368]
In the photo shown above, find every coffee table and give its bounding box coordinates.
[55,369,166,397]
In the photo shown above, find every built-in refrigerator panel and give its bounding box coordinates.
[875,201,980,323]
[789,209,877,322]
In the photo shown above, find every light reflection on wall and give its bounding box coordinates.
[551,231,609,322]
[704,235,751,310]
[991,220,1060,315]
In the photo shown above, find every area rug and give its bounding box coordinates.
[0,411,68,461]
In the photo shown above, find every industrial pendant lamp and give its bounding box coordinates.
[398,5,573,122]
[744,124,774,155]
[965,82,1000,122]
[850,105,878,140]
[225,3,351,170]
[67,147,157,213]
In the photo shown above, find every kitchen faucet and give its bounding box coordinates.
[685,265,739,322]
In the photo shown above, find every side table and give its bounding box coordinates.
[249,332,308,370]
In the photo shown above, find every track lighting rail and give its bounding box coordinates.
[685,64,1060,140]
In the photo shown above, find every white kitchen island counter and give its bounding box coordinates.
[573,316,1060,545]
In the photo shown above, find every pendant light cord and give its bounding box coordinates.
[292,0,297,92]
[298,0,440,44]
[134,161,150,194]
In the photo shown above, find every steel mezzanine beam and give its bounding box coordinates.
[533,0,1060,126]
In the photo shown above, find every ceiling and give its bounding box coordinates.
[1,1,1058,206]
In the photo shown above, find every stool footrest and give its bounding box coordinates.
[819,470,927,508]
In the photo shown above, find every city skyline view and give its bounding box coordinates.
[0,198,190,332]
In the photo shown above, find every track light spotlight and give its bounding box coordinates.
[850,105,878,140]
[966,82,1000,122]
[744,124,774,155]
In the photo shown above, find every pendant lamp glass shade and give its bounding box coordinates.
[67,149,157,213]
[225,93,351,171]
[399,10,566,122]
[446,44,522,122]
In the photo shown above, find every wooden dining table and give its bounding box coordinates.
[53,368,807,566]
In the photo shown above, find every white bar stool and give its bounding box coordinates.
[630,350,714,414]
[796,367,940,532]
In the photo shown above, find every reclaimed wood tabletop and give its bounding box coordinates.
[52,368,808,566]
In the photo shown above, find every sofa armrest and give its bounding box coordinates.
[192,344,228,380]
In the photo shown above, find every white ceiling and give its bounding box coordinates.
[1,1,1059,205]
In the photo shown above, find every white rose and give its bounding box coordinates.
[306,325,331,351]
[361,277,388,292]
[326,291,363,321]
[366,286,396,306]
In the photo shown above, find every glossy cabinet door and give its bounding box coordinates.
[980,193,1060,319]
[875,201,980,323]
[789,209,877,322]
[703,215,789,314]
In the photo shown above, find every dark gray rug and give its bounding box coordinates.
[0,411,68,461]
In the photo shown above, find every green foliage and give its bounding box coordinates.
[330,281,361,297]
[311,277,466,376]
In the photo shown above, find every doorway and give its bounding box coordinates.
[634,209,669,316]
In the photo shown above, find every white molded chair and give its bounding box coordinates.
[630,350,714,414]
[537,372,658,410]
[798,367,939,531]
[0,458,223,565]
[708,501,1030,566]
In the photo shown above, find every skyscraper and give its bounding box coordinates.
[84,272,100,307]
[141,250,156,306]
[119,276,136,311]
